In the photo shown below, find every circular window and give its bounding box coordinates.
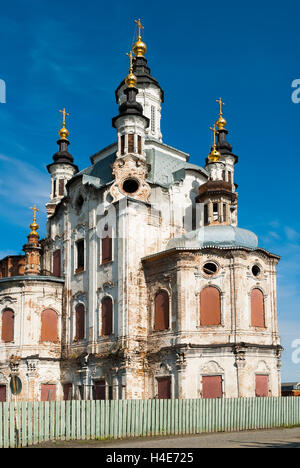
[252,265,261,277]
[203,262,218,276]
[122,178,139,194]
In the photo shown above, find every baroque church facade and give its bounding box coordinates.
[0,22,282,402]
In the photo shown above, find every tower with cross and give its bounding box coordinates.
[46,108,78,217]
[23,206,41,275]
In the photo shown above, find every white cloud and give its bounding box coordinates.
[0,153,49,228]
[285,226,300,242]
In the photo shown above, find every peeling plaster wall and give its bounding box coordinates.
[0,278,63,401]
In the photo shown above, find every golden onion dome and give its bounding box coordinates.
[132,38,147,57]
[208,145,221,163]
[29,221,39,237]
[216,114,227,130]
[28,205,40,237]
[58,126,69,140]
[125,70,137,88]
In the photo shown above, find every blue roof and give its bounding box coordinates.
[76,146,207,189]
[166,225,259,250]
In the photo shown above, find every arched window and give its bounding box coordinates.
[1,308,14,342]
[200,287,221,326]
[101,297,113,336]
[154,291,169,331]
[75,304,85,341]
[41,309,58,343]
[251,289,265,328]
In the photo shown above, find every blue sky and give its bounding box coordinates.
[0,0,299,381]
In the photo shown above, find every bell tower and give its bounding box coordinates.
[110,51,151,203]
[46,109,78,217]
[115,19,164,142]
[196,100,238,226]
[23,205,41,276]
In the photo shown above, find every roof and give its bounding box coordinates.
[0,275,65,285]
[70,143,207,191]
[166,225,259,250]
[281,382,300,389]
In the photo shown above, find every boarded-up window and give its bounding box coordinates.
[251,289,265,328]
[128,134,134,153]
[256,375,269,397]
[1,308,14,343]
[94,379,106,400]
[76,240,84,271]
[228,172,232,184]
[138,135,142,154]
[53,249,61,277]
[75,304,85,341]
[157,376,171,399]
[59,179,65,196]
[154,291,169,331]
[202,375,223,398]
[41,384,56,402]
[101,297,112,335]
[120,135,125,155]
[41,309,58,343]
[200,287,221,326]
[101,297,113,336]
[63,383,72,401]
[0,385,6,402]
[101,235,112,263]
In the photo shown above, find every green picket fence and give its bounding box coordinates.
[0,397,300,448]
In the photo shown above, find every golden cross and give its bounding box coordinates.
[59,108,69,127]
[126,51,134,71]
[210,124,217,146]
[30,204,39,222]
[135,18,144,39]
[216,97,225,115]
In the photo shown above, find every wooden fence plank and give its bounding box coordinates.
[81,400,86,440]
[21,402,27,447]
[95,400,100,439]
[65,401,70,441]
[27,402,33,446]
[9,403,15,448]
[90,400,95,440]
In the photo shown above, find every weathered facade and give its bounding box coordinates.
[0,25,282,402]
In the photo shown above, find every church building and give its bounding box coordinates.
[0,20,282,402]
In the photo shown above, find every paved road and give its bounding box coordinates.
[33,427,300,448]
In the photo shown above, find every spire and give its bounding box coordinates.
[112,53,149,128]
[208,124,221,162]
[58,107,70,140]
[47,108,78,169]
[29,204,40,237]
[132,18,147,58]
[125,50,137,88]
[214,98,237,158]
[115,19,164,104]
[216,98,227,131]
[23,205,41,275]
